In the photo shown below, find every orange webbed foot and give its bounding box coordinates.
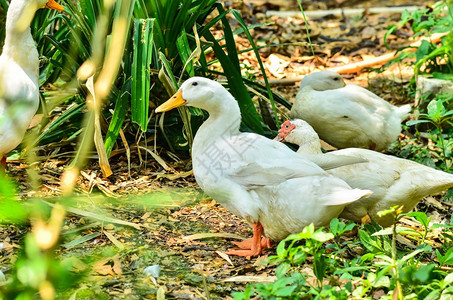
[226,223,271,257]
[225,248,263,257]
[233,237,272,250]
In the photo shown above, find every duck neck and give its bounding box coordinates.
[3,0,39,80]
[297,141,323,155]
[193,97,242,151]
[291,131,323,155]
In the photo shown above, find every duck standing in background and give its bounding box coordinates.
[276,119,453,227]
[156,77,372,257]
[0,0,64,169]
[290,70,411,151]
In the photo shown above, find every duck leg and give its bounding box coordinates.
[226,223,267,257]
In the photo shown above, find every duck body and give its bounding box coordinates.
[0,53,40,157]
[0,0,63,166]
[157,78,372,255]
[290,70,411,151]
[192,130,367,241]
[278,119,453,227]
[330,148,453,226]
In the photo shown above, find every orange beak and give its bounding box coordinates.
[155,89,186,113]
[46,0,64,11]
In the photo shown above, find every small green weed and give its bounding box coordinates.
[385,1,453,80]
[406,93,453,170]
[233,214,453,299]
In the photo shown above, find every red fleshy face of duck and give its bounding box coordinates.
[274,120,295,142]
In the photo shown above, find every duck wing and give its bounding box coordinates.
[304,153,368,170]
[217,132,328,188]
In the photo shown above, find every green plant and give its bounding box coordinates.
[234,212,453,299]
[385,0,453,80]
[0,176,84,299]
[1,0,294,181]
[406,94,453,170]
[233,222,360,299]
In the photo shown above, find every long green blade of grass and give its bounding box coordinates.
[202,29,264,134]
[131,19,154,131]
[104,83,130,157]
[176,29,195,77]
[231,9,279,128]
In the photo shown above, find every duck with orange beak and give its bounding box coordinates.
[156,77,372,257]
[0,0,64,169]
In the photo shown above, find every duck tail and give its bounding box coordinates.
[416,170,453,196]
[326,188,373,206]
[396,104,412,120]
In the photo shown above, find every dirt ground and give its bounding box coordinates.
[1,1,451,299]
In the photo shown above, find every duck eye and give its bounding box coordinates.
[192,82,198,86]
[285,124,290,129]
[333,77,339,81]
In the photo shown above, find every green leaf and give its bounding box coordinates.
[276,240,287,257]
[406,119,432,126]
[372,270,392,288]
[384,25,397,49]
[358,229,384,253]
[413,264,435,283]
[230,9,279,128]
[445,272,453,284]
[372,226,406,236]
[131,18,155,131]
[415,40,432,62]
[405,211,429,228]
[274,285,297,297]
[104,83,130,157]
[330,218,339,235]
[401,249,423,262]
[437,247,453,265]
[311,231,334,243]
[313,252,327,282]
[62,232,101,248]
[31,103,85,149]
[361,253,375,262]
[275,263,291,278]
[176,29,195,77]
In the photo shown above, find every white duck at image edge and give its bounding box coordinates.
[276,119,453,227]
[290,70,411,151]
[155,77,372,257]
[0,0,64,168]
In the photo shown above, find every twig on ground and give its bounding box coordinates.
[266,32,448,86]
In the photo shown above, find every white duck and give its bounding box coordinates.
[276,119,453,227]
[0,0,63,168]
[156,77,372,256]
[290,70,411,151]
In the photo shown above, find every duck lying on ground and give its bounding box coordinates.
[290,70,411,151]
[276,119,453,227]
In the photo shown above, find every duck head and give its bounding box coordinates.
[275,119,321,149]
[156,77,231,113]
[8,0,64,32]
[299,70,346,91]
